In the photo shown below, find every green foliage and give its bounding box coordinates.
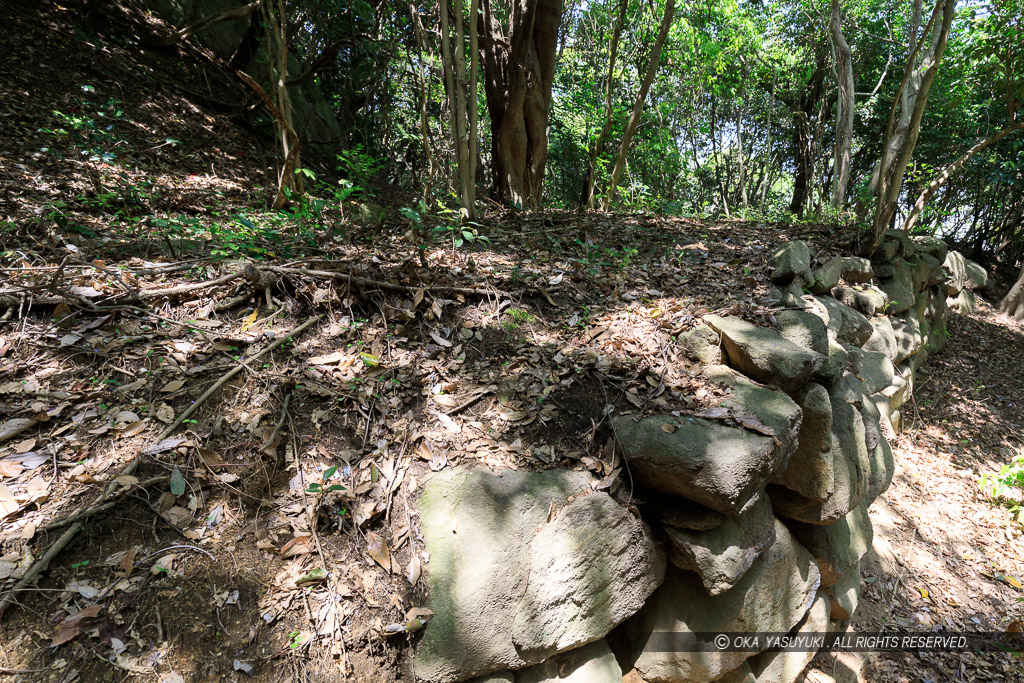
[980,450,1024,525]
[39,88,126,163]
[335,145,383,201]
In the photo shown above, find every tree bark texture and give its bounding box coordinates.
[865,0,955,253]
[829,0,855,210]
[480,0,563,208]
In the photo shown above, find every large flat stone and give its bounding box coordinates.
[862,317,898,361]
[786,503,873,587]
[943,251,968,295]
[858,397,894,503]
[891,311,923,363]
[827,561,862,621]
[705,365,803,461]
[912,236,948,263]
[809,258,843,294]
[776,310,829,358]
[628,520,821,683]
[665,491,776,595]
[769,397,869,525]
[415,468,664,681]
[774,383,833,502]
[705,315,823,391]
[516,640,622,683]
[965,259,988,290]
[833,285,887,317]
[746,590,831,683]
[814,296,873,347]
[839,257,874,284]
[613,415,782,516]
[857,351,895,395]
[771,241,811,283]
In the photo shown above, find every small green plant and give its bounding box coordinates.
[335,144,382,200]
[287,631,302,649]
[506,308,535,324]
[980,450,1024,524]
[432,221,490,249]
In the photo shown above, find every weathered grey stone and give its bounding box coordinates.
[775,383,833,502]
[912,235,948,263]
[857,350,895,395]
[876,260,916,315]
[838,257,874,284]
[860,397,894,503]
[770,397,868,525]
[629,521,821,683]
[881,364,913,411]
[813,339,849,385]
[415,468,664,682]
[872,240,899,263]
[890,311,923,363]
[680,325,724,365]
[516,640,622,683]
[828,562,861,621]
[834,285,887,317]
[705,365,803,461]
[351,202,385,229]
[814,297,873,347]
[513,495,666,658]
[787,503,873,587]
[810,258,843,294]
[831,371,866,405]
[948,288,977,313]
[665,491,776,595]
[964,259,988,290]
[649,494,725,532]
[771,241,811,283]
[775,309,830,359]
[747,591,831,683]
[862,317,898,361]
[613,415,781,516]
[871,393,897,441]
[469,674,515,683]
[884,230,917,258]
[943,250,968,295]
[907,253,944,291]
[716,662,756,683]
[705,315,823,391]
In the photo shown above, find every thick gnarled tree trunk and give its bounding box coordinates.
[1000,263,1024,319]
[863,0,956,253]
[829,0,855,210]
[479,0,562,208]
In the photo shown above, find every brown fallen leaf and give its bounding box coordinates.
[407,554,421,587]
[160,379,185,393]
[366,531,392,573]
[281,535,313,558]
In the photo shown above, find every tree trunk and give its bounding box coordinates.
[865,0,956,253]
[829,0,855,210]
[1000,263,1024,319]
[787,50,827,216]
[480,0,563,208]
[580,0,627,208]
[408,2,437,203]
[736,96,748,209]
[902,121,1022,232]
[601,0,675,211]
[439,0,478,219]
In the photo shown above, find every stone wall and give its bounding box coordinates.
[411,233,986,683]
